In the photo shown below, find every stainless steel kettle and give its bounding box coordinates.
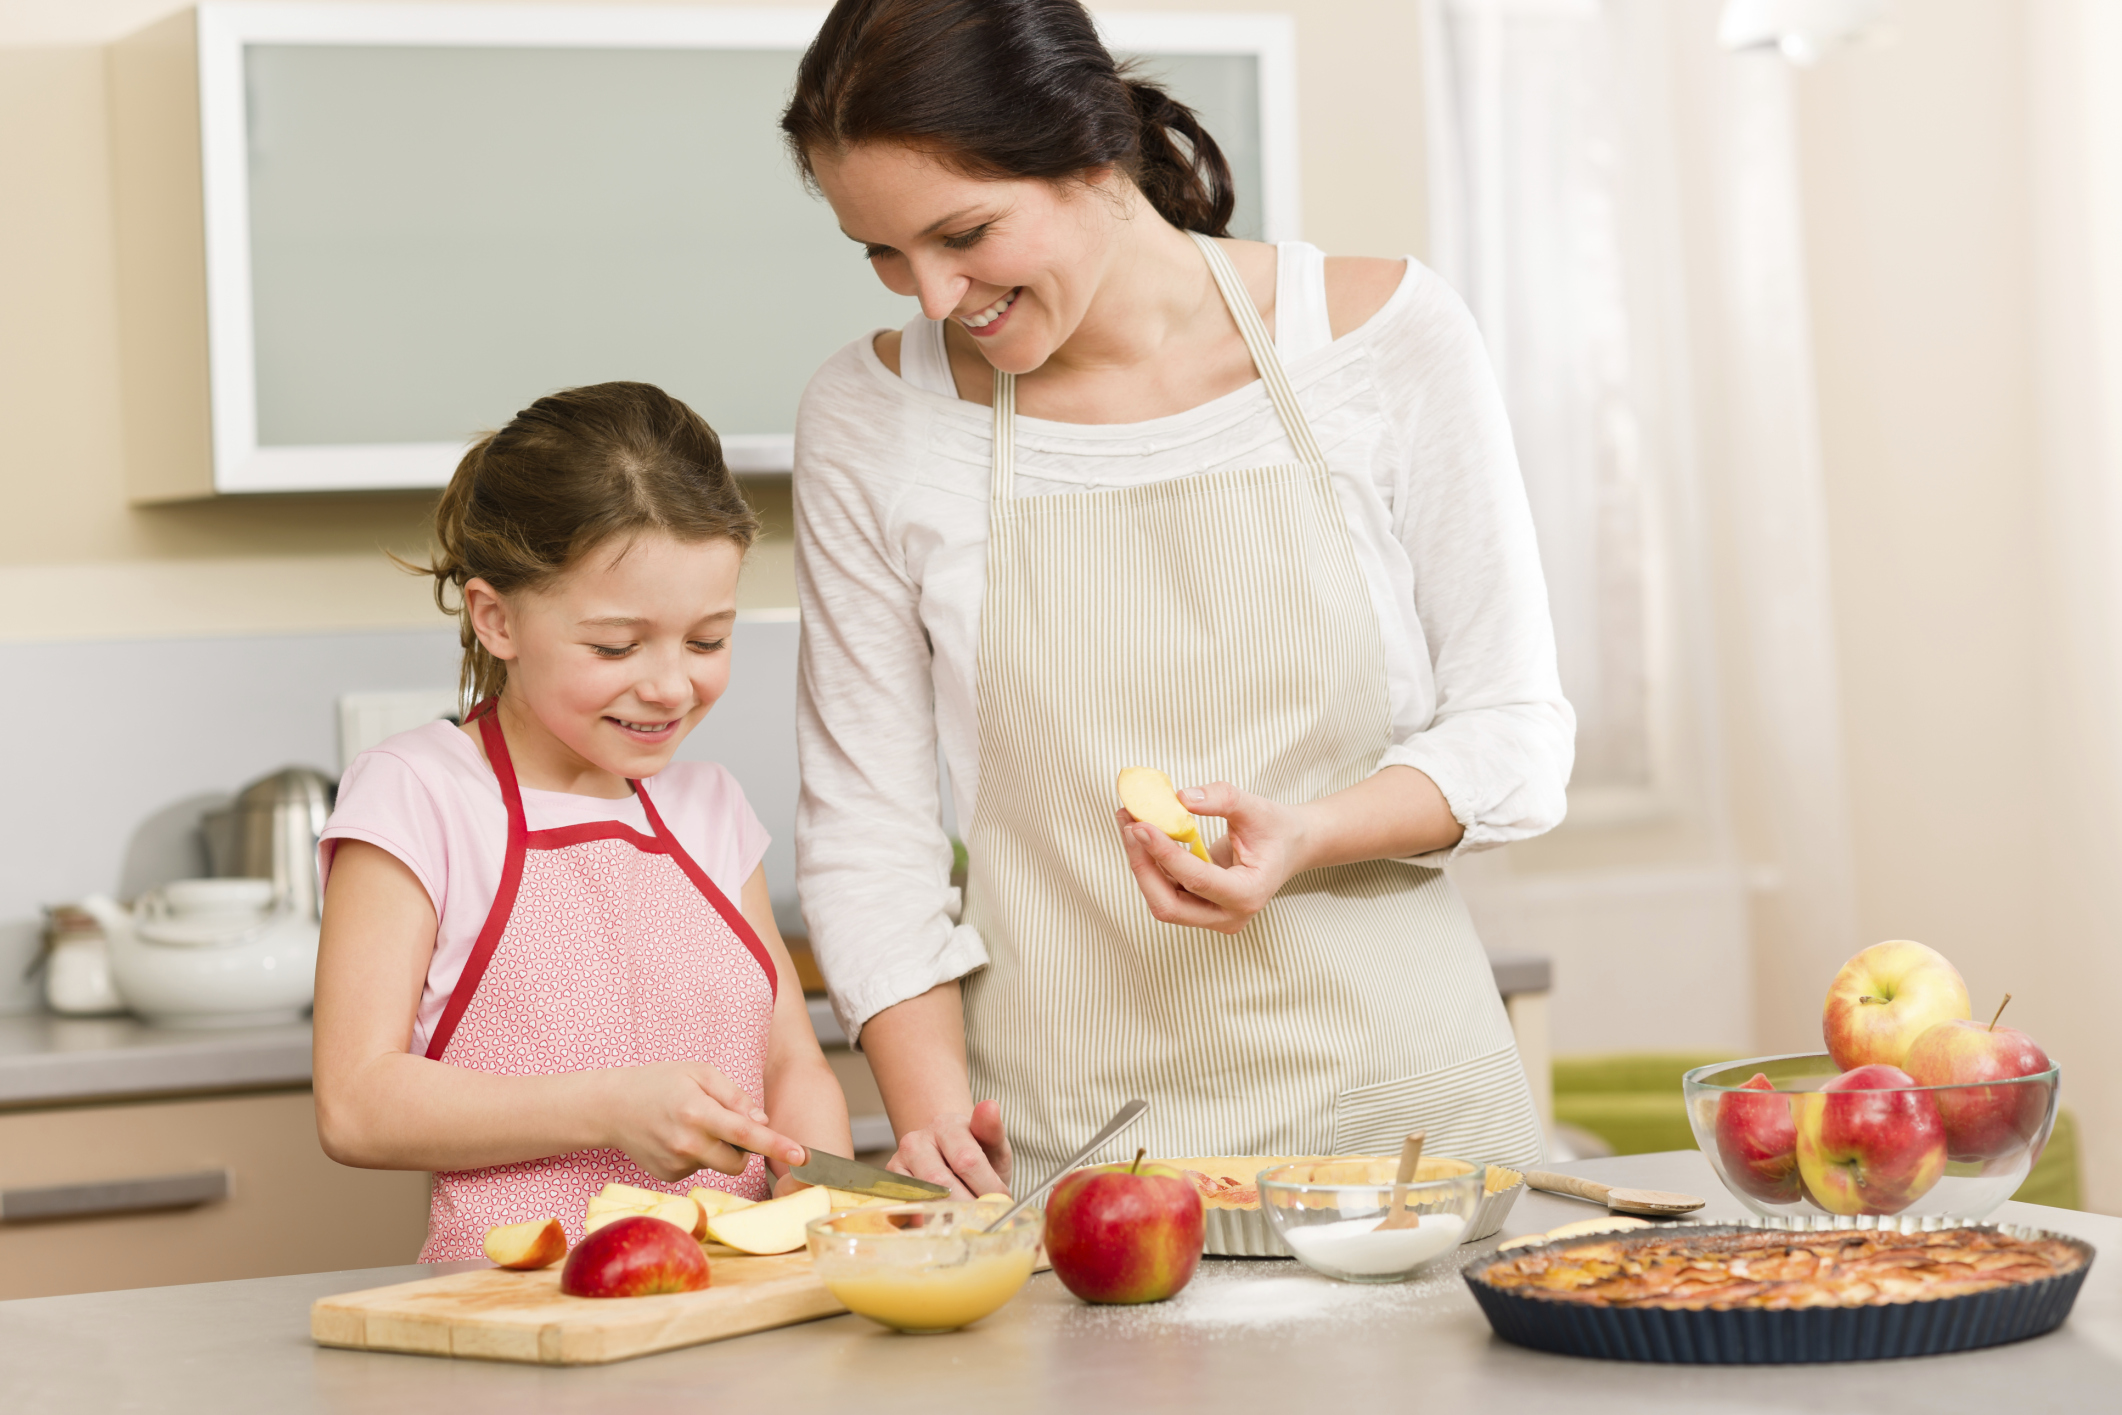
[201,767,337,922]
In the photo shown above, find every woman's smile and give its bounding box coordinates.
[961,286,1021,336]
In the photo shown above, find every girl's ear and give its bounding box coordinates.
[463,578,519,662]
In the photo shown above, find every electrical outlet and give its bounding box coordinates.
[338,690,461,771]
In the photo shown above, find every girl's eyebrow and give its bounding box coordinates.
[578,615,646,628]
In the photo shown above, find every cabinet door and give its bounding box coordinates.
[0,1089,427,1300]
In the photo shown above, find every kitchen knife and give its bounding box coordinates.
[787,1148,952,1201]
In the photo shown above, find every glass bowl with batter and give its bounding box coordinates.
[806,1198,1044,1333]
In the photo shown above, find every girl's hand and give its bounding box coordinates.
[1118,781,1314,935]
[886,1098,1011,1199]
[601,1059,810,1184]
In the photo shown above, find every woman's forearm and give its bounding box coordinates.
[856,981,977,1137]
[1291,764,1463,869]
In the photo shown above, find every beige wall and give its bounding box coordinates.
[0,0,1425,641]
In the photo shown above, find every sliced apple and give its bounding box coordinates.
[483,1217,567,1270]
[582,1208,631,1236]
[1116,767,1211,862]
[704,1184,831,1255]
[597,1181,671,1209]
[648,1194,706,1240]
[823,1188,896,1211]
[689,1186,757,1219]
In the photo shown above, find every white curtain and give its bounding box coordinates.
[1427,0,1860,1054]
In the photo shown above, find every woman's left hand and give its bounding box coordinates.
[1117,782,1313,935]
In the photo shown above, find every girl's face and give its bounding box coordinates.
[810,141,1122,375]
[465,531,744,790]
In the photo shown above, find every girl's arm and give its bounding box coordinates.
[312,840,809,1181]
[736,865,853,1192]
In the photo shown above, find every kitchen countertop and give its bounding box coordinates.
[0,1013,313,1109]
[3,1150,2113,1413]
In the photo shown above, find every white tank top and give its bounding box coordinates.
[895,240,1333,397]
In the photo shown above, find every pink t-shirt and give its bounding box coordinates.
[321,720,771,1055]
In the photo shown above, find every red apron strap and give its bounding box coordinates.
[636,779,779,1002]
[425,701,529,1061]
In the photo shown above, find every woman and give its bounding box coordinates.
[784,0,1572,1197]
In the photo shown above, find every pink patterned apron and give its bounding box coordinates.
[416,702,778,1261]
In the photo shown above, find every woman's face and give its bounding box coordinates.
[810,141,1121,375]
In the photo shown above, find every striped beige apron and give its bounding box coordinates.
[962,232,1545,1183]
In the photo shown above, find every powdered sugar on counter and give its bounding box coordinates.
[1039,1251,1488,1341]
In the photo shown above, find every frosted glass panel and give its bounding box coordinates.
[246,44,1266,451]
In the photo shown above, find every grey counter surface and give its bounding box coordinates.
[2,1151,2114,1413]
[0,1013,312,1108]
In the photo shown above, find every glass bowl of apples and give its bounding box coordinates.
[805,1198,1043,1334]
[1257,1159,1485,1283]
[1684,1051,2061,1222]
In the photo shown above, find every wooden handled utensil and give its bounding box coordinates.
[1524,1170,1703,1218]
[1376,1131,1427,1231]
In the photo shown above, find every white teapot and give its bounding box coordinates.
[81,879,319,1028]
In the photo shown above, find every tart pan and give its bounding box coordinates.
[1464,1218,2094,1364]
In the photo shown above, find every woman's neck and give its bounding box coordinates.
[1042,195,1220,379]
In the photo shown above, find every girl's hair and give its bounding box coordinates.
[782,0,1235,238]
[412,381,759,710]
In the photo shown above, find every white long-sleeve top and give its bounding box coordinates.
[793,245,1575,1043]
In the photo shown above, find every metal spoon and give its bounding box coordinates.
[1524,1169,1704,1218]
[983,1099,1150,1233]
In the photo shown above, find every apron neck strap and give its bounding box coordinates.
[473,699,529,831]
[988,233,1328,503]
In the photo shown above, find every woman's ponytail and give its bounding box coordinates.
[1123,79,1236,238]
[785,0,1238,239]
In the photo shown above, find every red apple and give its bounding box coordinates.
[1715,1074,1803,1204]
[1904,997,2054,1163]
[558,1214,710,1298]
[1045,1158,1204,1304]
[1793,1064,1948,1216]
[1822,941,1971,1070]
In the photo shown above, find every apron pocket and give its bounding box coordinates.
[1328,1046,1545,1169]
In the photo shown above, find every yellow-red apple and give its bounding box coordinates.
[482,1218,566,1270]
[1715,1074,1803,1204]
[1904,997,2054,1162]
[1822,941,1971,1070]
[1793,1064,1947,1216]
[1045,1158,1204,1304]
[559,1214,710,1298]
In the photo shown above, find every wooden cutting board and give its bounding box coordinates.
[311,1249,845,1366]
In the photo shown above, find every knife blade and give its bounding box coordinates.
[788,1149,952,1201]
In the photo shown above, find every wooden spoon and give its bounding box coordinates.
[1376,1131,1427,1231]
[1524,1169,1703,1218]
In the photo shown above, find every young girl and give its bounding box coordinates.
[312,381,849,1260]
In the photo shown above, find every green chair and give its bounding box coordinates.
[1551,1053,2081,1212]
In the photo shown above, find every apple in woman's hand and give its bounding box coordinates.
[1905,995,2054,1162]
[1793,1064,1948,1216]
[1715,1074,1804,1203]
[1045,1151,1204,1304]
[1821,941,1972,1070]
[559,1214,711,1298]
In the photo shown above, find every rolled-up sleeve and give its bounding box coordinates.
[1376,276,1576,864]
[792,366,988,1046]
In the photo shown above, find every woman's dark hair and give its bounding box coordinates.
[782,0,1235,238]
[408,382,759,709]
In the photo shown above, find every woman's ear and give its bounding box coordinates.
[463,578,519,663]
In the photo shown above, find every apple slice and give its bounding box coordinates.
[647,1194,707,1240]
[823,1188,896,1210]
[1116,767,1211,862]
[583,1208,632,1236]
[483,1217,567,1270]
[689,1186,757,1219]
[705,1184,831,1255]
[597,1181,671,1209]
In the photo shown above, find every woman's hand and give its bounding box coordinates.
[598,1060,811,1184]
[1118,782,1312,935]
[886,1098,1012,1199]
[1118,768,1465,934]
